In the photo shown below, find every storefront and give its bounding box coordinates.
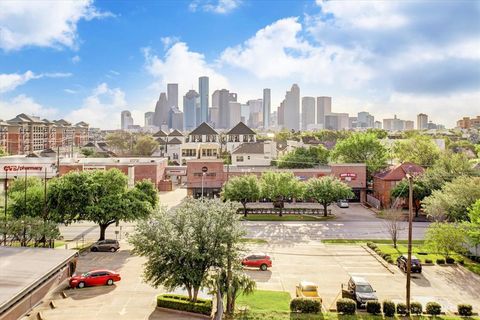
[0,157,58,191]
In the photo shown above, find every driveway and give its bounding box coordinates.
[244,242,480,313]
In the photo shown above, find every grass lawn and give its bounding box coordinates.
[236,290,291,313]
[241,214,335,222]
[322,239,480,276]
[239,238,269,245]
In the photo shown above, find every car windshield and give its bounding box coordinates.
[81,272,90,277]
[412,259,420,264]
[302,285,317,292]
[356,285,374,293]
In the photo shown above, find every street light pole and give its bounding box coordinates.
[24,168,27,214]
[201,172,206,199]
[406,174,414,313]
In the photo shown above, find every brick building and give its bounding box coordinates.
[0,114,89,156]
[186,160,368,202]
[59,158,168,190]
[372,162,424,209]
[456,116,480,129]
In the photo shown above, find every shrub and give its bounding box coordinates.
[426,302,442,315]
[383,254,391,261]
[387,258,394,264]
[458,304,473,316]
[367,242,377,249]
[458,258,465,265]
[337,298,356,315]
[446,257,455,264]
[290,298,321,313]
[396,302,407,315]
[383,300,396,317]
[436,258,446,264]
[366,301,381,315]
[410,301,423,315]
[156,294,212,315]
[425,259,433,264]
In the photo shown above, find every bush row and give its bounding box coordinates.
[290,298,321,313]
[338,299,473,316]
[156,294,212,315]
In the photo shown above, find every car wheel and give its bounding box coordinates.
[260,264,267,271]
[110,247,116,253]
[91,247,98,252]
[78,282,85,289]
[106,279,114,286]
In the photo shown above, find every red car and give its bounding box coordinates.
[242,253,272,271]
[69,269,121,288]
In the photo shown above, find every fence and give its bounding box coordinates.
[237,207,330,215]
[367,194,381,209]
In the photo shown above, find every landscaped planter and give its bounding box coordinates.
[156,294,212,316]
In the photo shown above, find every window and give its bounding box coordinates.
[247,156,250,160]
[236,156,244,162]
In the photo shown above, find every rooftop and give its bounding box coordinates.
[227,122,255,135]
[189,122,218,136]
[232,142,264,154]
[0,247,77,315]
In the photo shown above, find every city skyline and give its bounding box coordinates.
[0,1,479,129]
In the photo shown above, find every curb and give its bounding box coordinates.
[362,245,394,274]
[156,307,210,319]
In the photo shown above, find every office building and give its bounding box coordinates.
[247,99,263,129]
[316,96,331,127]
[405,120,414,130]
[357,111,374,128]
[349,117,358,129]
[301,97,315,130]
[229,102,242,128]
[153,92,169,127]
[167,83,178,108]
[199,76,209,123]
[277,101,285,127]
[324,113,349,130]
[218,89,231,129]
[169,107,184,131]
[121,110,134,130]
[184,90,199,131]
[209,107,219,127]
[457,116,480,129]
[263,88,271,129]
[284,84,300,131]
[417,113,428,130]
[374,121,382,129]
[144,112,154,127]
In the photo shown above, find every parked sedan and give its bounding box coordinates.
[90,239,120,252]
[69,269,121,288]
[397,254,422,273]
[241,253,272,271]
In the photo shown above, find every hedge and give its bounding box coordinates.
[336,298,356,315]
[425,259,433,264]
[436,258,446,264]
[366,301,381,315]
[290,298,321,313]
[426,302,442,315]
[410,301,423,315]
[382,300,395,317]
[396,302,407,315]
[458,304,473,316]
[446,257,455,264]
[156,294,212,315]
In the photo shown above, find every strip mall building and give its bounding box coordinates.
[186,159,367,202]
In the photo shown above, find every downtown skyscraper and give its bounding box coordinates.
[263,88,271,129]
[199,76,209,123]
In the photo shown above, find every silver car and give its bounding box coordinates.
[90,239,120,252]
[337,199,349,208]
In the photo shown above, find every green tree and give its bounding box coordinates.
[332,132,388,178]
[422,152,476,191]
[425,222,466,259]
[423,177,480,221]
[393,134,440,167]
[80,148,95,157]
[134,134,159,156]
[390,178,431,217]
[366,128,388,139]
[129,198,244,303]
[277,146,329,168]
[0,147,6,157]
[304,176,354,216]
[48,169,157,240]
[259,172,302,216]
[221,175,260,216]
[7,177,49,220]
[465,200,480,254]
[106,131,133,155]
[0,216,59,247]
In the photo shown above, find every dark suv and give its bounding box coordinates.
[90,239,120,252]
[397,254,422,273]
[343,276,378,308]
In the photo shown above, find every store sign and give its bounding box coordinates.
[83,165,106,171]
[3,165,44,172]
[339,173,357,181]
[0,160,57,178]
[166,169,187,175]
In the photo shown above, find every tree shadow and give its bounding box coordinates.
[66,284,117,300]
[243,269,272,282]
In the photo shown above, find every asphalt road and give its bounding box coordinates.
[59,202,428,242]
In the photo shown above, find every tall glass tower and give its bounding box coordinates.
[199,76,209,123]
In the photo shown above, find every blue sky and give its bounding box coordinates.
[0,0,479,129]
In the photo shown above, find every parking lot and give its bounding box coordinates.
[246,242,480,313]
[26,239,480,319]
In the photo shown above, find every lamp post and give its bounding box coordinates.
[405,174,414,313]
[201,172,206,199]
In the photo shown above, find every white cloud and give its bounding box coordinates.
[64,89,77,94]
[220,17,373,87]
[72,55,81,64]
[0,94,58,120]
[0,71,72,93]
[0,0,113,51]
[143,42,229,108]
[66,83,127,129]
[189,0,241,14]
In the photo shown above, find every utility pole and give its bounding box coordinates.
[3,171,7,245]
[406,174,414,313]
[24,168,27,214]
